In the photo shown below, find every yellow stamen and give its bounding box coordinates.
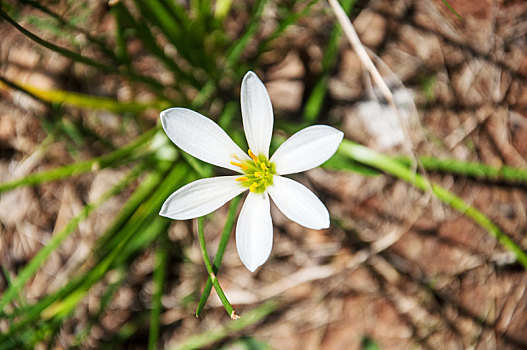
[249,182,258,192]
[248,149,258,163]
[254,172,262,178]
[230,153,241,161]
[260,163,267,171]
[231,162,248,170]
[230,161,248,170]
[236,176,248,182]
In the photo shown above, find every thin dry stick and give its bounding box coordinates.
[328,0,426,177]
[327,0,393,107]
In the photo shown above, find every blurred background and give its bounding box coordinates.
[1,0,527,349]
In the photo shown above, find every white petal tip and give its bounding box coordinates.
[159,107,184,124]
[159,206,175,219]
[159,203,171,218]
[268,176,331,230]
[309,218,330,230]
[319,216,331,230]
[158,205,183,220]
[303,218,330,230]
[245,263,259,273]
[243,71,257,80]
[317,221,330,230]
[241,255,269,272]
[271,125,344,175]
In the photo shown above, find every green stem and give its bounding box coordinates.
[197,217,238,319]
[196,196,241,317]
[339,140,527,268]
[172,300,277,350]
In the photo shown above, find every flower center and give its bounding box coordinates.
[231,149,276,193]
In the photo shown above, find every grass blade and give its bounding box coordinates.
[225,0,267,69]
[331,144,527,183]
[117,1,199,89]
[148,235,169,350]
[18,0,118,61]
[303,0,355,122]
[0,127,157,194]
[72,267,127,346]
[398,155,527,183]
[0,7,114,73]
[0,6,167,91]
[256,0,319,56]
[441,0,463,21]
[0,80,170,112]
[0,164,146,312]
[0,164,192,344]
[339,140,527,268]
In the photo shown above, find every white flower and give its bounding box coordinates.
[159,71,343,272]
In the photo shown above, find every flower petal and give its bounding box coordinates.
[270,125,344,175]
[160,108,249,172]
[241,71,274,158]
[160,176,246,220]
[236,192,273,272]
[268,176,329,229]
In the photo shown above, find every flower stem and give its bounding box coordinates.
[196,196,241,317]
[197,217,239,319]
[172,301,276,350]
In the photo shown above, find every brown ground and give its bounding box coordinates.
[1,0,527,349]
